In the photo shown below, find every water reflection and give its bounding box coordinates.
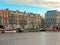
[0,32,60,45]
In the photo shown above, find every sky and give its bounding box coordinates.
[0,0,60,17]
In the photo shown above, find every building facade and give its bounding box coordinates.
[27,13,42,29]
[0,9,43,30]
[56,12,60,25]
[0,9,9,25]
[45,10,60,27]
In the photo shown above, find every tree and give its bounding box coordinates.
[19,19,27,29]
[31,21,34,29]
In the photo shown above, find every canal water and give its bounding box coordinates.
[0,32,60,45]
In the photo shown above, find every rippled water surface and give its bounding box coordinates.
[0,32,60,45]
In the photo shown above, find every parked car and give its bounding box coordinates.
[16,28,23,32]
[0,25,5,33]
[39,28,46,31]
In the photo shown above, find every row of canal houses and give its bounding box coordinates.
[0,9,44,30]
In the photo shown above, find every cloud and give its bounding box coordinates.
[1,0,60,10]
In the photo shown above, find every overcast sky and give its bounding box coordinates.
[0,0,60,17]
[1,0,60,9]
